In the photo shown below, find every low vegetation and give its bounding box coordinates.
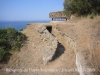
[0,28,26,61]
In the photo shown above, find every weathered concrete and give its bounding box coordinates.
[35,25,58,65]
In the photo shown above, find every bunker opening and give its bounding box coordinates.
[50,42,65,61]
[46,26,52,33]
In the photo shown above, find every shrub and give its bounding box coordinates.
[0,27,26,61]
[0,47,8,61]
[90,13,95,19]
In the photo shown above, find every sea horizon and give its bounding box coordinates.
[0,20,50,30]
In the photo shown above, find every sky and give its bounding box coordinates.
[0,0,64,21]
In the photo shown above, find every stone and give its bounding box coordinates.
[42,40,58,65]
[35,25,59,65]
[35,25,46,33]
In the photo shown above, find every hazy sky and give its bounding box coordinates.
[0,0,64,21]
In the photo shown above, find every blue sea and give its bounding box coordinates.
[0,20,50,30]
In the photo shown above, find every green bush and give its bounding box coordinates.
[0,47,8,61]
[63,0,100,16]
[90,13,95,19]
[0,27,26,61]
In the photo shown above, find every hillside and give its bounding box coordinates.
[0,16,100,75]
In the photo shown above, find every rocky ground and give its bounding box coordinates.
[0,16,100,75]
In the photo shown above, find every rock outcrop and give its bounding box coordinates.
[35,25,58,65]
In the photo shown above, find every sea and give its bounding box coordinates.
[0,20,50,30]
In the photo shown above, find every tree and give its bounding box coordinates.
[63,0,100,16]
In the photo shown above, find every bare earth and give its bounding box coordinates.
[0,16,100,75]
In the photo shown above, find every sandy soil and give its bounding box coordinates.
[0,16,100,75]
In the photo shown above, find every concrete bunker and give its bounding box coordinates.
[46,26,52,33]
[46,26,65,61]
